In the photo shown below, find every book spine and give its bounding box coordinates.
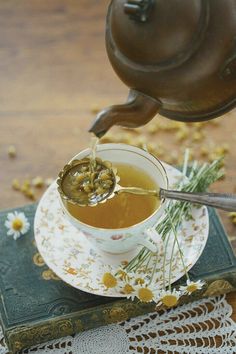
[6,271,236,353]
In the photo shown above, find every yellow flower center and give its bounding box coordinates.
[162,295,178,308]
[102,272,117,288]
[12,218,23,231]
[135,278,145,285]
[187,284,198,293]
[138,288,154,302]
[123,284,134,294]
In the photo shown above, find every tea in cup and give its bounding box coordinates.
[58,144,168,254]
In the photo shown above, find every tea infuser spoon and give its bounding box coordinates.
[57,158,236,211]
[114,185,236,212]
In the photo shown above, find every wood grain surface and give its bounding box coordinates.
[0,0,235,331]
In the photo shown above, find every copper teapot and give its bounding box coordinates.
[89,0,236,137]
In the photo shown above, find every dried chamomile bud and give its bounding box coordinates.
[146,142,156,154]
[99,170,112,181]
[99,134,115,144]
[208,153,225,167]
[90,105,100,114]
[21,179,31,193]
[192,131,205,142]
[21,179,37,199]
[166,121,183,131]
[8,145,16,158]
[194,122,205,130]
[45,178,54,186]
[119,133,133,145]
[24,188,36,200]
[200,146,209,157]
[147,122,159,134]
[83,184,93,193]
[102,160,112,169]
[153,148,165,158]
[32,176,44,188]
[215,144,229,156]
[12,179,21,191]
[134,136,147,148]
[229,212,236,225]
[175,126,189,142]
[169,151,179,164]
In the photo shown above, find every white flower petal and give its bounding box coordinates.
[13,231,21,240]
[179,285,188,292]
[7,229,14,236]
[127,294,136,301]
[159,288,181,299]
[21,226,30,235]
[22,220,30,230]
[7,213,16,221]
[4,220,12,228]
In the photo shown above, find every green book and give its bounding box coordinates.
[0,204,235,353]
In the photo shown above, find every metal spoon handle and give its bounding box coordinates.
[160,189,236,212]
[117,186,157,196]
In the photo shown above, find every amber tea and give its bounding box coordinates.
[66,163,160,229]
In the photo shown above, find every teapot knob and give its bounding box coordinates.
[124,0,153,22]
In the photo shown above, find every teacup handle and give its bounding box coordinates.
[138,228,163,254]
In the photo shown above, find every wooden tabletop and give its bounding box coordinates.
[0,0,235,329]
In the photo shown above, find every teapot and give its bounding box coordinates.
[89,0,236,137]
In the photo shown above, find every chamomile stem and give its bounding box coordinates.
[133,251,151,271]
[122,157,224,278]
[144,253,153,273]
[125,249,146,270]
[167,215,181,289]
[149,254,158,285]
[125,249,149,272]
[167,203,187,291]
[166,208,190,281]
[166,149,190,287]
[161,218,172,289]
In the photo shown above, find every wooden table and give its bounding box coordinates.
[0,0,235,334]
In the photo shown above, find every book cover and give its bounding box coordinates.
[0,204,235,353]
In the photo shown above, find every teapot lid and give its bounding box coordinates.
[109,0,205,66]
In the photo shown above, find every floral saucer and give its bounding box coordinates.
[34,163,209,297]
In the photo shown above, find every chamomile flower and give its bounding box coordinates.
[135,276,147,286]
[4,211,30,240]
[180,279,205,295]
[117,273,136,296]
[157,289,181,308]
[131,284,157,303]
[116,268,134,281]
[101,267,118,289]
[120,281,135,296]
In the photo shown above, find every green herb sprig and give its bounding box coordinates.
[125,155,224,274]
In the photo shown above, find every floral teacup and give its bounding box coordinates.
[58,143,168,254]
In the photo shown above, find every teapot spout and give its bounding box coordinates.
[89,90,161,138]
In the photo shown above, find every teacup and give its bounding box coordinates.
[58,143,168,254]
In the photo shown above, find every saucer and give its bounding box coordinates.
[34,163,209,297]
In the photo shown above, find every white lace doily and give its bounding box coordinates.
[1,296,235,354]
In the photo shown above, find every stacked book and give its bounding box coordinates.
[0,204,235,353]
